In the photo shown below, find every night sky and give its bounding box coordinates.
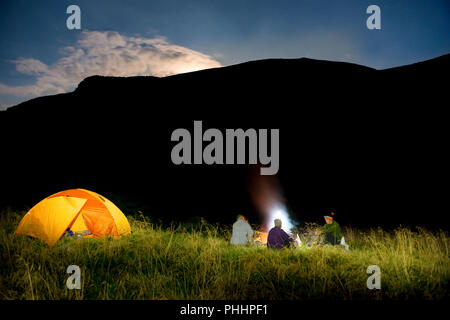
[0,0,449,109]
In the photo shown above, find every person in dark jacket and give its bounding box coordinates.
[267,219,294,249]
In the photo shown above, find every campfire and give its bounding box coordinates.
[254,231,268,247]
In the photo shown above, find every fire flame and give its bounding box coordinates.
[268,206,294,231]
[254,231,268,246]
[248,166,294,232]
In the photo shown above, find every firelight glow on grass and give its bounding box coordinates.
[0,208,448,300]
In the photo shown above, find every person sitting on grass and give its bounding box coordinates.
[321,213,342,245]
[230,215,254,246]
[267,219,294,249]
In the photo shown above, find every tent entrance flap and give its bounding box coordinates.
[69,208,89,232]
[15,196,87,247]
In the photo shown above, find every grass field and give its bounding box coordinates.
[0,208,448,300]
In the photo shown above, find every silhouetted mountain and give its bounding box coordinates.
[0,55,448,228]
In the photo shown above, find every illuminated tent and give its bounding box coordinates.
[15,189,131,247]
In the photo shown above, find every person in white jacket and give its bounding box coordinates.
[230,215,254,246]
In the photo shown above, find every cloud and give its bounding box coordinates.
[0,101,13,111]
[0,30,222,106]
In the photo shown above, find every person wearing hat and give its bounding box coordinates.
[321,212,342,245]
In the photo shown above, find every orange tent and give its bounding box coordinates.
[15,189,131,247]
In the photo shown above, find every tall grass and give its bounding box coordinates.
[0,208,448,300]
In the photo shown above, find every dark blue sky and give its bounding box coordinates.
[0,0,449,108]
